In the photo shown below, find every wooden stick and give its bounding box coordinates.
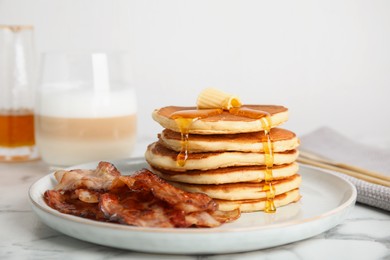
[297,157,390,187]
[299,150,390,182]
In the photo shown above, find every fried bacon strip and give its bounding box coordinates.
[44,190,106,220]
[99,193,184,228]
[44,162,240,228]
[53,161,124,191]
[119,170,218,213]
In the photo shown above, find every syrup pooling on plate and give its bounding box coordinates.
[229,107,276,213]
[170,109,223,166]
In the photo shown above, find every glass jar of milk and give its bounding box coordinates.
[35,52,137,167]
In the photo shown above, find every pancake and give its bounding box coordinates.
[159,128,299,153]
[145,142,299,171]
[151,163,299,184]
[152,105,289,134]
[169,174,301,200]
[216,189,301,212]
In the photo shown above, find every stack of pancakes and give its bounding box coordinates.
[145,105,301,212]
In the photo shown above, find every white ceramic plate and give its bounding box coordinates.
[29,158,356,254]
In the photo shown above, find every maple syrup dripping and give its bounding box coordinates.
[260,115,276,213]
[170,109,223,166]
[229,107,276,213]
[170,106,276,213]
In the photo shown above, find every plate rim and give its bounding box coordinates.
[29,157,357,234]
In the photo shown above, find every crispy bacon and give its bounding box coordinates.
[53,161,123,191]
[44,162,240,228]
[210,208,241,224]
[44,190,106,220]
[119,170,218,213]
[99,193,185,228]
[75,189,101,203]
[185,211,221,227]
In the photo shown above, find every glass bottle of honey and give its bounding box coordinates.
[0,25,38,161]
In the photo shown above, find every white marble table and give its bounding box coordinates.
[1,150,389,260]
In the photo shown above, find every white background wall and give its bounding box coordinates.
[1,0,389,148]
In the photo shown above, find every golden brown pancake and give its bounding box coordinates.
[152,105,289,134]
[145,142,299,171]
[169,174,301,200]
[159,128,299,153]
[216,189,301,212]
[151,163,299,184]
[147,100,301,213]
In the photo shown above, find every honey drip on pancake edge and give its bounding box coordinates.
[261,117,276,213]
[229,107,276,213]
[170,109,223,166]
[170,106,277,213]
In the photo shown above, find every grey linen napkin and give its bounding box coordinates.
[300,127,390,211]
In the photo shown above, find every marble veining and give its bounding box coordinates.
[0,157,389,260]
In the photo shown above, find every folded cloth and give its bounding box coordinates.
[300,127,390,211]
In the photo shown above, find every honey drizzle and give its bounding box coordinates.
[170,106,276,213]
[229,107,276,213]
[170,109,223,167]
[173,117,193,167]
[260,116,276,213]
